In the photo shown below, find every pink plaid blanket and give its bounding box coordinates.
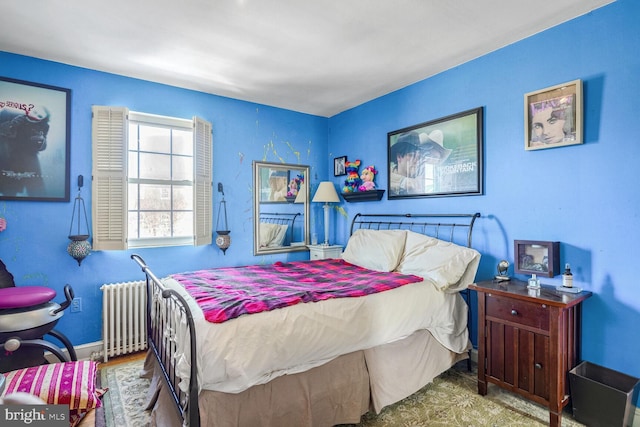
[170,258,422,323]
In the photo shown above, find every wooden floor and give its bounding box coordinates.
[99,350,146,368]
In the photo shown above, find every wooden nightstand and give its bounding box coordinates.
[307,244,343,260]
[469,279,592,427]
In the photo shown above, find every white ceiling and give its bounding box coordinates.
[1,0,614,117]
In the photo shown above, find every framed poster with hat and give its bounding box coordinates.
[387,107,483,199]
[0,77,70,202]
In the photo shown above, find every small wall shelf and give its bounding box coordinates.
[341,189,385,202]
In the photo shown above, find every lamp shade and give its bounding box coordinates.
[312,182,340,203]
[294,184,306,203]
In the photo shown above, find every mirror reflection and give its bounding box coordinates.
[253,161,309,255]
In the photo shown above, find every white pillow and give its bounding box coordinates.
[259,222,277,247]
[396,230,480,293]
[341,229,407,272]
[259,223,289,247]
[269,223,288,247]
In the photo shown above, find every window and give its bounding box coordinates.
[91,106,212,250]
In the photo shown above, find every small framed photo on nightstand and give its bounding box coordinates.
[514,240,560,278]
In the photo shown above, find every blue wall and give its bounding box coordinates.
[0,53,329,347]
[2,0,638,380]
[328,0,640,378]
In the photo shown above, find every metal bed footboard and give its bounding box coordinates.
[131,254,200,427]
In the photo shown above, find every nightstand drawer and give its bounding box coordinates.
[486,295,549,331]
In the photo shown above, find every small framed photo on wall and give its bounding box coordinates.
[334,156,347,176]
[524,79,583,151]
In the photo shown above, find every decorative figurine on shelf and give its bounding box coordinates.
[358,165,377,191]
[342,159,362,193]
[287,178,299,197]
[340,161,385,202]
[286,174,304,197]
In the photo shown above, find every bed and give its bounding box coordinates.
[132,212,481,427]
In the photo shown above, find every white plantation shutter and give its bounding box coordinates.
[194,116,212,246]
[91,106,212,249]
[92,106,128,250]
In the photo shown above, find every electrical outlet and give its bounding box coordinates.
[70,297,82,313]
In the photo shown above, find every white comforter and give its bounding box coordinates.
[161,276,469,394]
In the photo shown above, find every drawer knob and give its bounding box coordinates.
[535,363,543,369]
[511,309,518,316]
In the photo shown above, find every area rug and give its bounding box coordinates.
[355,366,585,427]
[100,359,152,427]
[101,359,585,427]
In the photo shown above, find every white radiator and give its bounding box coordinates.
[101,281,147,362]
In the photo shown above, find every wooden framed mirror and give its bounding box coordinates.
[253,161,310,255]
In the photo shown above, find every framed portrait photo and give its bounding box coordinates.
[334,156,347,176]
[387,107,483,199]
[0,77,71,202]
[524,79,583,151]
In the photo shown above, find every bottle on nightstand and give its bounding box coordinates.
[562,264,573,288]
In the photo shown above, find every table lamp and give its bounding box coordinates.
[294,184,306,203]
[312,182,339,245]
